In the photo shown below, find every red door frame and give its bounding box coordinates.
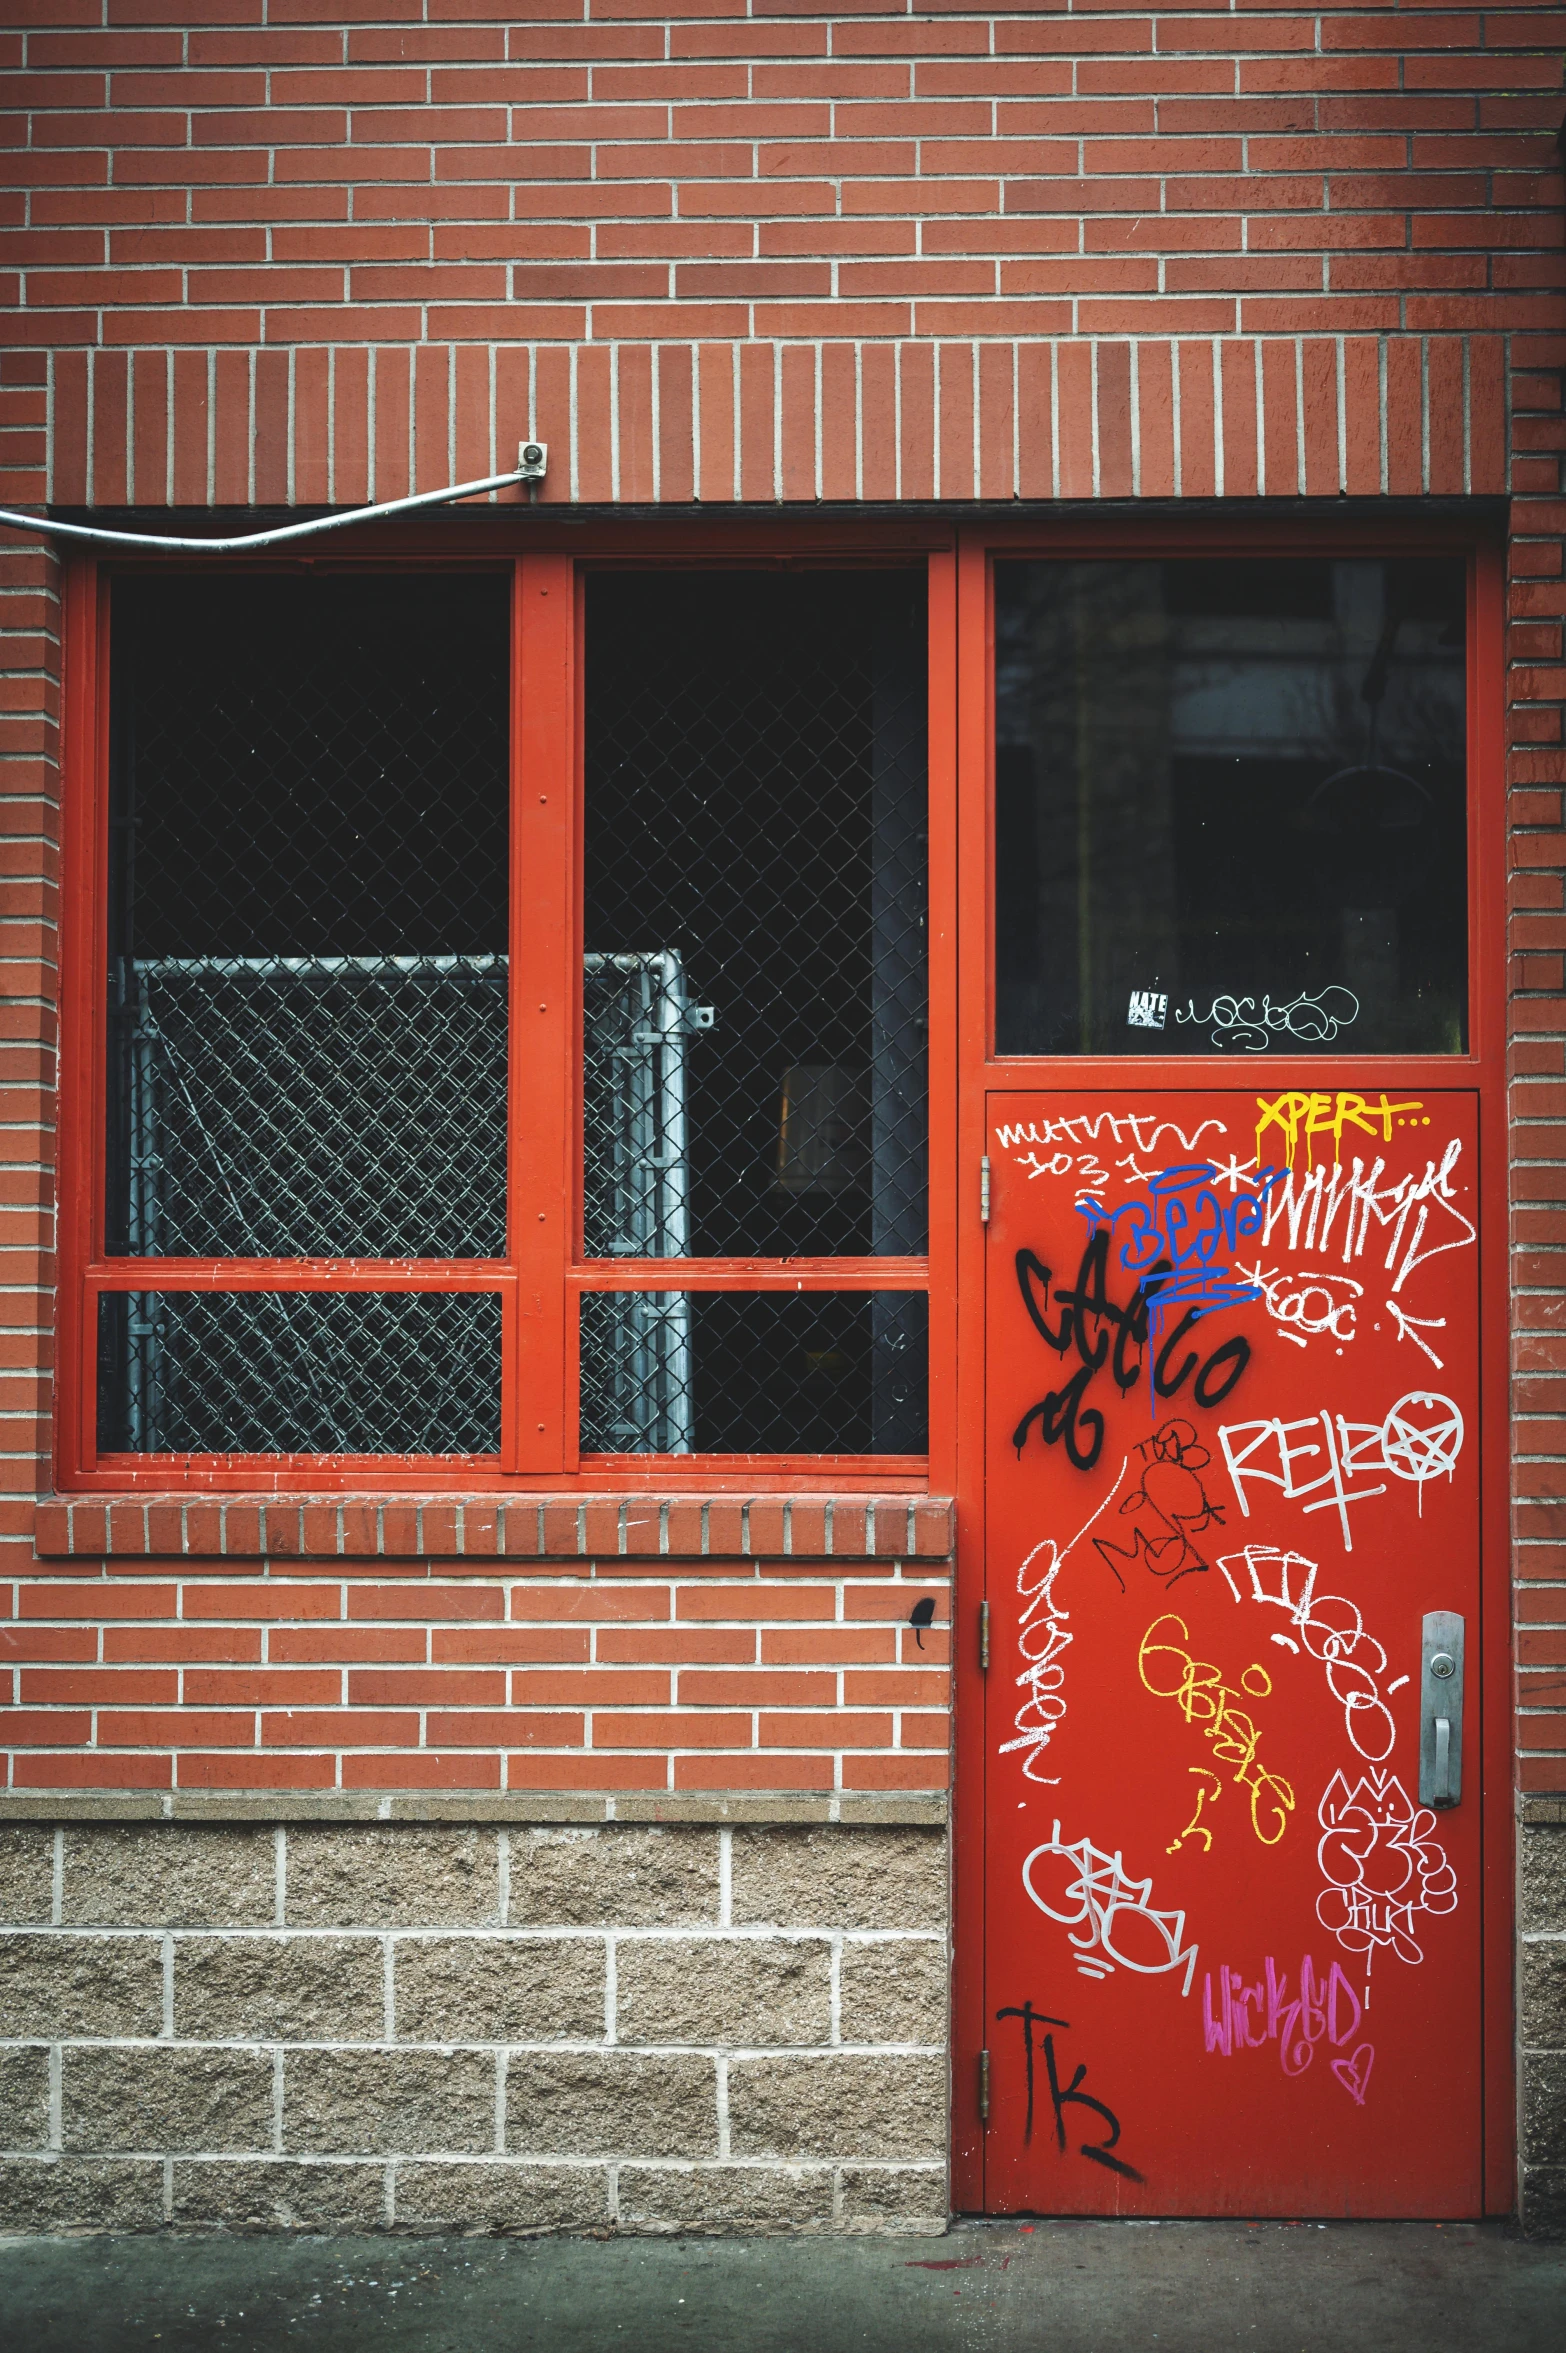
[947,516,1513,2216]
[53,520,961,1496]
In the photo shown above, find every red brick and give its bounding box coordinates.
[263,1710,420,1747]
[510,1667,668,1703]
[675,1751,833,1791]
[20,1668,176,1702]
[347,1583,504,1622]
[434,1628,591,1664]
[178,1751,335,1790]
[426,1710,584,1747]
[506,1751,664,1791]
[13,1752,172,1790]
[676,1585,834,1622]
[593,1710,752,1749]
[97,1710,254,1747]
[341,1752,503,1790]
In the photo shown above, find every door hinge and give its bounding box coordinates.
[978,2047,991,2125]
[979,1154,991,1223]
[979,1598,990,1673]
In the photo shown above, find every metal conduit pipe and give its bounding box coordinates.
[0,443,548,554]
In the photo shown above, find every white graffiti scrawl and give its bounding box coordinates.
[997,1538,1074,1783]
[1218,1544,1397,1764]
[1315,1769,1457,1968]
[1023,1823,1200,1994]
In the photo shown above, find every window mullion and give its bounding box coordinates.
[507,552,576,1473]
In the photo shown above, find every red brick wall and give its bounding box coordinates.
[5,1503,954,1795]
[0,5,1558,507]
[1508,405,1566,1797]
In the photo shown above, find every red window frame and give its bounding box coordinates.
[54,522,961,1494]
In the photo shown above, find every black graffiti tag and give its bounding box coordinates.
[1092,1421,1227,1592]
[995,2001,1144,2182]
[1011,1229,1252,1474]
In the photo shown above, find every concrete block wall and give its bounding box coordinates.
[0,1816,949,2235]
[1520,1799,1566,2235]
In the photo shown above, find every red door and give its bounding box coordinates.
[981,1085,1482,2215]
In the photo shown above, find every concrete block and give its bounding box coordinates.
[62,2048,275,2154]
[0,1827,53,1924]
[393,1936,604,2044]
[284,2048,496,2156]
[617,2164,835,2231]
[62,1827,275,1928]
[727,2054,946,2162]
[393,2160,608,2232]
[614,1938,831,2048]
[730,1830,945,1931]
[0,1931,163,2039]
[174,1936,384,2043]
[1521,2050,1566,2167]
[284,1829,498,1929]
[506,2052,717,2159]
[0,2047,50,2150]
[838,1940,947,2047]
[171,2159,387,2231]
[0,2157,164,2231]
[1521,1940,1566,2049]
[839,2165,949,2229]
[508,1828,719,1929]
[1520,1825,1566,1938]
[1519,2163,1566,2240]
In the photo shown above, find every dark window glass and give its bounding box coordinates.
[579,1290,927,1455]
[106,575,510,1256]
[994,558,1467,1056]
[583,572,928,1257]
[97,1290,501,1456]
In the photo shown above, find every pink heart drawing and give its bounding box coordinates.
[1331,2044,1375,2106]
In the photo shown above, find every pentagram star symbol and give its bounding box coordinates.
[1381,1391,1463,1485]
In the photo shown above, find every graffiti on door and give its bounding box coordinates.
[985,1090,1480,2211]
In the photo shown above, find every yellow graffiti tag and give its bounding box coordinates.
[1138,1613,1296,1847]
[1167,1766,1224,1857]
[1254,1089,1429,1170]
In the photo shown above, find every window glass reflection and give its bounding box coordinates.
[994,559,1467,1056]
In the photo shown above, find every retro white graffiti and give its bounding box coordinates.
[1218,1391,1464,1550]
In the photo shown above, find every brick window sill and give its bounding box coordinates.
[33,1493,955,1562]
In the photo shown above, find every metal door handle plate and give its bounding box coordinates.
[1419,1611,1464,1811]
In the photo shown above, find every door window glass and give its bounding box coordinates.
[994,558,1467,1056]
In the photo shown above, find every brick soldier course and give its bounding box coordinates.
[1,1,1564,2233]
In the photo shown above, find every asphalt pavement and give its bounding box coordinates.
[1,2218,1563,2352]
